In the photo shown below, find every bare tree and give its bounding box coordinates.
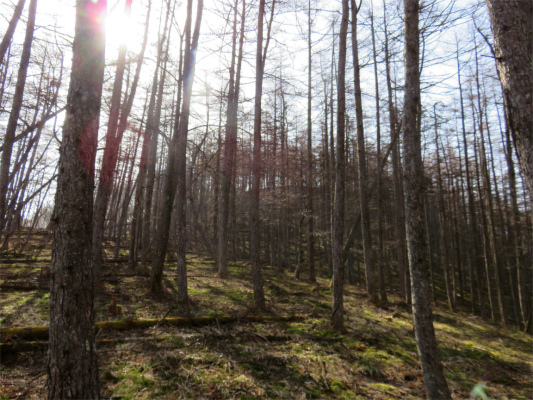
[402,0,451,398]
[0,0,37,243]
[217,0,245,278]
[306,0,315,282]
[0,0,26,66]
[485,0,532,199]
[249,0,276,310]
[92,0,135,276]
[350,0,378,305]
[331,0,348,331]
[47,0,106,397]
[150,0,203,301]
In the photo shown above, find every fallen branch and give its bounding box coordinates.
[0,336,171,355]
[1,314,304,342]
[0,283,49,291]
[0,258,50,265]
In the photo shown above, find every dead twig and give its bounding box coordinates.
[154,306,175,329]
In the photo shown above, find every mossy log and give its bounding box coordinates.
[0,258,50,264]
[0,282,49,291]
[0,337,170,355]
[0,334,297,355]
[0,315,303,342]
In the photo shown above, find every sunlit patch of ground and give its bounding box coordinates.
[1,232,532,399]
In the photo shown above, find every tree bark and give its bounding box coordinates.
[370,11,387,304]
[249,0,275,310]
[402,0,451,398]
[47,0,106,397]
[350,0,378,305]
[306,0,315,282]
[331,0,348,331]
[384,1,409,303]
[485,0,533,199]
[250,0,266,308]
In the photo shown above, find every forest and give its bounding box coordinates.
[0,0,532,398]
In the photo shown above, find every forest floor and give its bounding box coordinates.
[0,228,532,400]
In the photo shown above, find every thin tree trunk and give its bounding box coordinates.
[114,131,140,259]
[0,0,37,241]
[150,0,203,302]
[331,0,348,331]
[217,0,245,278]
[0,0,26,66]
[128,96,150,270]
[402,0,451,398]
[370,10,386,303]
[250,0,275,310]
[306,0,315,282]
[434,108,455,311]
[457,45,482,316]
[472,121,495,322]
[503,109,529,330]
[384,1,408,302]
[97,0,150,274]
[142,9,171,270]
[350,0,378,305]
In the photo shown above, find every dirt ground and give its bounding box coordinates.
[1,229,532,399]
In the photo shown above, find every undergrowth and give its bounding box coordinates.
[0,229,531,399]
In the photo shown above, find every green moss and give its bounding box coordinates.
[303,386,322,398]
[331,380,346,392]
[342,338,360,347]
[314,328,339,338]
[368,382,397,392]
[286,323,307,335]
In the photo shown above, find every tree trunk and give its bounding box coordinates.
[150,0,203,302]
[97,0,150,273]
[384,2,409,302]
[457,45,483,316]
[402,0,451,398]
[350,0,378,305]
[434,107,455,311]
[306,0,315,282]
[485,0,533,199]
[142,9,171,270]
[0,0,37,242]
[249,0,275,310]
[370,11,387,304]
[91,0,133,276]
[331,0,348,331]
[217,0,245,278]
[0,0,26,66]
[47,0,106,397]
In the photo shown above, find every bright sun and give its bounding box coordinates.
[105,0,134,49]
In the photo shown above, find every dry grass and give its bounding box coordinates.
[0,230,532,399]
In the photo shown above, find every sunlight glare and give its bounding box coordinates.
[106,0,133,49]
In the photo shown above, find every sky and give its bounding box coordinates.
[0,0,514,219]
